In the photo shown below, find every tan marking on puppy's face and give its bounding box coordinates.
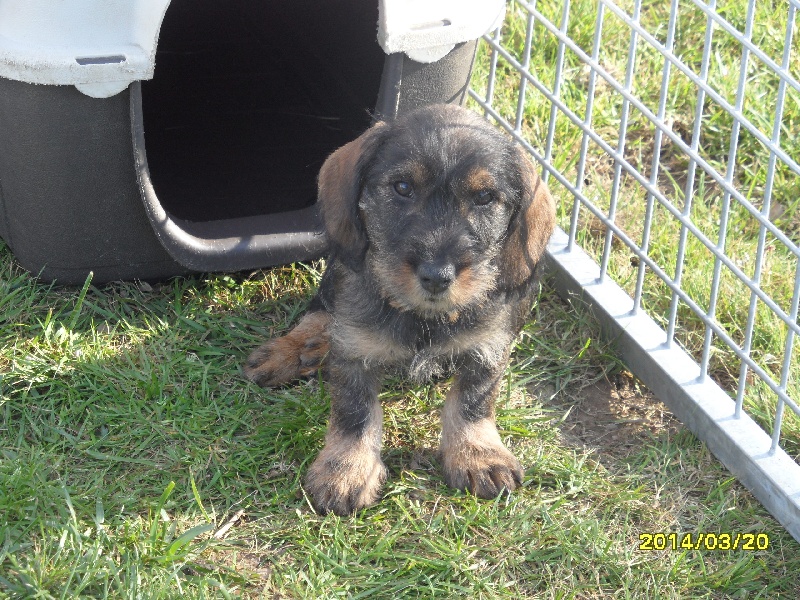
[463,166,496,196]
[370,257,497,318]
[445,264,495,310]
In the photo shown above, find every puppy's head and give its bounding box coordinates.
[318,104,555,317]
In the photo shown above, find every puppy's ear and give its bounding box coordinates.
[498,147,556,290]
[318,121,385,271]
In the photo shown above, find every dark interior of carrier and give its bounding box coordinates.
[140,0,384,222]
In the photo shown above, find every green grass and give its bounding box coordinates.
[3,1,800,597]
[2,249,799,597]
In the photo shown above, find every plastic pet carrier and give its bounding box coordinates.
[0,0,504,284]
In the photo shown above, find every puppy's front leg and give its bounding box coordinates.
[440,354,523,498]
[305,357,387,515]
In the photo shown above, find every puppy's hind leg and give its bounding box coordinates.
[244,310,332,387]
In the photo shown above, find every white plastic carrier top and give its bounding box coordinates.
[0,0,505,99]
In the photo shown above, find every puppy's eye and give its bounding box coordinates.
[474,190,495,206]
[393,181,414,198]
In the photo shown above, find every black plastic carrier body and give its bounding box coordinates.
[0,1,480,284]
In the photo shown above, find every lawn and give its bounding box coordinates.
[2,257,799,598]
[2,0,800,598]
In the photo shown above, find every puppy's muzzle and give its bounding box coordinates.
[417,260,456,295]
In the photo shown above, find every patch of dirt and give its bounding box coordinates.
[233,552,274,581]
[546,372,683,461]
[202,546,286,599]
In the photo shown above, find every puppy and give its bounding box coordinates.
[245,104,555,515]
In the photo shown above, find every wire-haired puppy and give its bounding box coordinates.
[245,104,555,515]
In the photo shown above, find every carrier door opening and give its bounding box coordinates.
[141,0,383,222]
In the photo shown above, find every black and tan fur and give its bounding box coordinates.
[245,104,556,515]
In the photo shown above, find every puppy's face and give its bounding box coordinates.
[319,105,555,317]
[360,116,517,315]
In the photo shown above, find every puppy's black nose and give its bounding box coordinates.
[417,261,456,295]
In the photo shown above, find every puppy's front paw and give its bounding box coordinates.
[441,438,523,499]
[244,311,330,387]
[304,443,387,516]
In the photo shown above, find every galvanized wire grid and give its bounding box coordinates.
[469,0,800,539]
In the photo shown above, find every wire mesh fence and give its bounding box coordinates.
[468,0,800,540]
